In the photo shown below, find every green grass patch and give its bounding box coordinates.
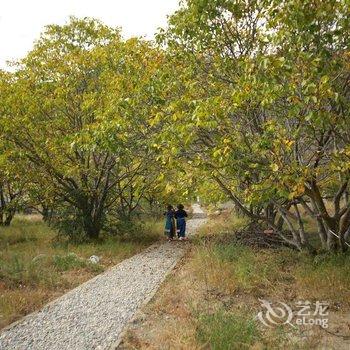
[196,308,261,350]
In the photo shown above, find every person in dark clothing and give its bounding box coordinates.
[175,204,188,240]
[164,204,176,241]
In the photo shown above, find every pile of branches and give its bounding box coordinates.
[234,222,293,249]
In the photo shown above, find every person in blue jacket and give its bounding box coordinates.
[175,204,188,240]
[164,204,176,241]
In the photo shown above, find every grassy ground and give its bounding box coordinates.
[0,214,163,329]
[120,212,350,349]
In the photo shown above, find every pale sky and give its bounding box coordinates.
[0,0,180,70]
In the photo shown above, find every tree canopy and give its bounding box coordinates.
[154,0,350,252]
[1,2,350,253]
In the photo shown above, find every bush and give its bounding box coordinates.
[52,253,104,273]
[52,253,86,271]
[49,205,88,242]
[106,218,163,244]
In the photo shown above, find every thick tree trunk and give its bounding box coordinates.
[75,191,104,240]
[82,213,101,240]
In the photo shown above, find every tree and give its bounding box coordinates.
[156,0,350,252]
[0,18,168,239]
[0,72,30,226]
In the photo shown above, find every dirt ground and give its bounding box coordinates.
[118,249,350,350]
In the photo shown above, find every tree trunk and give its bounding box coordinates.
[315,217,327,250]
[265,203,276,223]
[293,203,316,254]
[82,212,101,240]
[326,228,338,252]
[339,208,350,252]
[3,211,14,226]
[42,205,53,222]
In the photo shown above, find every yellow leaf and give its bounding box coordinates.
[165,183,174,194]
[271,163,279,172]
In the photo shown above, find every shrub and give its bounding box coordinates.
[49,205,88,242]
[52,253,86,271]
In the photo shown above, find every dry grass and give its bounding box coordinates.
[0,215,163,329]
[120,256,205,350]
[120,212,350,349]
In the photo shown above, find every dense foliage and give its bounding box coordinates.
[1,1,349,252]
[155,0,350,252]
[0,18,185,239]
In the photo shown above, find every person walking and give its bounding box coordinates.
[164,204,176,241]
[175,204,188,240]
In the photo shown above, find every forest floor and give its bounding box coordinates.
[0,205,206,350]
[119,211,350,350]
[0,214,163,330]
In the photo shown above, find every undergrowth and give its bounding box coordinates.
[0,214,163,328]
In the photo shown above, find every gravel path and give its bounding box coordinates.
[0,205,206,350]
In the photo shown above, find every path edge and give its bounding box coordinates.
[109,247,191,349]
[0,241,163,334]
